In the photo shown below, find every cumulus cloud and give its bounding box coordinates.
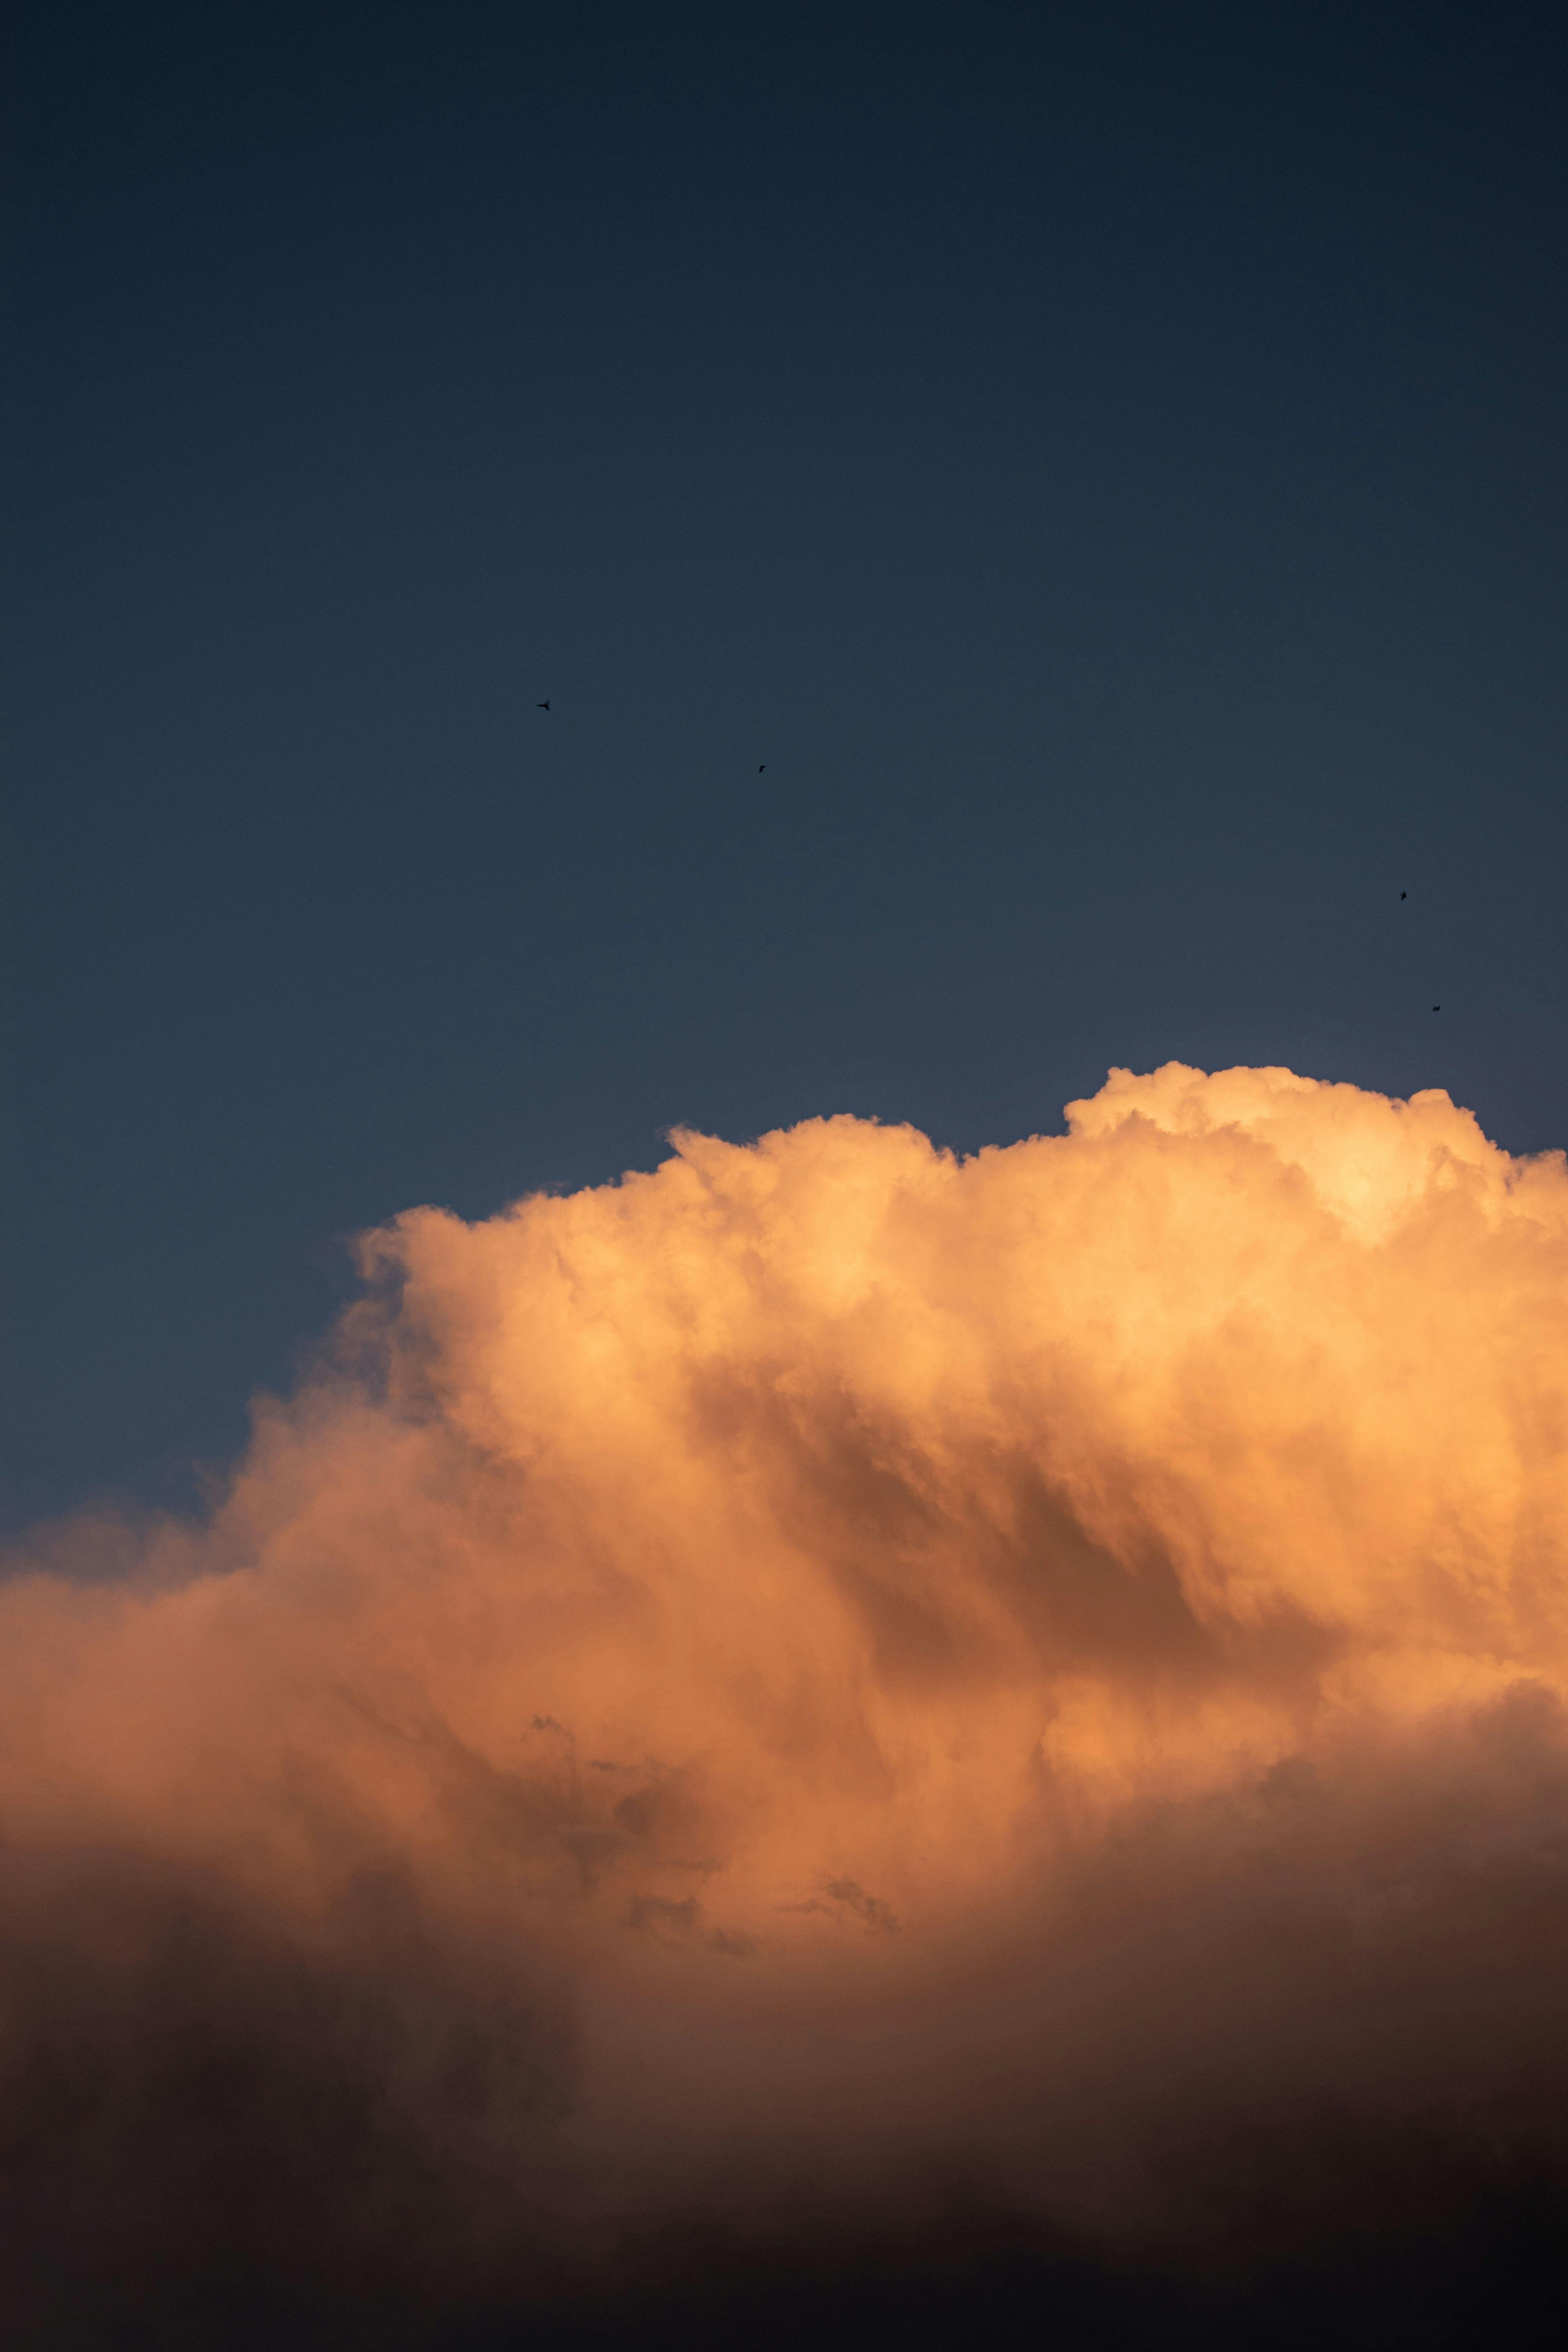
[3,1064,1568,2344]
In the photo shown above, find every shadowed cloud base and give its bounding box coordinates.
[4,1063,1567,2345]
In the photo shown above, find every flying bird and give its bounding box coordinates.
[758,764,766,773]
[1401,891,1407,899]
[537,701,550,712]
[1433,1004,1441,1012]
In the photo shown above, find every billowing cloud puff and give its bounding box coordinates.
[4,1065,1568,2345]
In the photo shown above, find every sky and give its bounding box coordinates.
[6,0,1567,1532]
[4,4,1568,2343]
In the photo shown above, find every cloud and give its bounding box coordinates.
[3,1064,1568,2343]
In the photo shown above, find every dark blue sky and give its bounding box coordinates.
[6,0,1566,1532]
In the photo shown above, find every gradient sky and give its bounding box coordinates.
[6,0,1567,1532]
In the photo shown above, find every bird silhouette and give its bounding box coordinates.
[537,700,550,712]
[758,763,765,773]
[1433,1004,1441,1012]
[1400,890,1407,899]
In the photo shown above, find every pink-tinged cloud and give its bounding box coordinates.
[3,1064,1567,2343]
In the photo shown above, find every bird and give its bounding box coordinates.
[1433,1004,1441,1012]
[758,763,766,773]
[1400,890,1407,899]
[537,700,550,712]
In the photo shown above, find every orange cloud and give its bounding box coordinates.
[4,1065,1567,2341]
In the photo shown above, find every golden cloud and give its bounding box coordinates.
[4,1064,1567,2340]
